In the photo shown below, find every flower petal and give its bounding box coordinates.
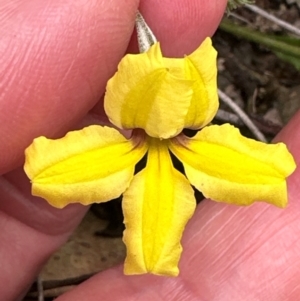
[183,37,219,129]
[169,124,296,207]
[104,42,194,139]
[24,126,147,208]
[122,139,196,276]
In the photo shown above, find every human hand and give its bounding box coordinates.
[0,0,227,300]
[9,0,300,301]
[54,2,300,298]
[56,116,300,301]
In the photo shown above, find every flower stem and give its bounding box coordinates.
[220,19,300,59]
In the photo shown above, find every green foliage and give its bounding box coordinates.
[220,19,300,71]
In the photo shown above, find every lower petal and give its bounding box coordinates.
[122,139,196,276]
[169,124,296,207]
[24,126,147,208]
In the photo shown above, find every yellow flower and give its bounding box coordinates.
[24,38,296,276]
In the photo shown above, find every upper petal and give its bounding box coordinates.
[122,138,196,276]
[183,37,219,129]
[24,126,147,208]
[104,42,194,139]
[169,124,296,207]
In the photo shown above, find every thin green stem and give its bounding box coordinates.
[220,19,300,59]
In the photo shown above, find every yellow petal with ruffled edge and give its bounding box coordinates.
[104,42,194,139]
[24,126,147,208]
[122,138,195,276]
[183,38,219,129]
[169,124,296,207]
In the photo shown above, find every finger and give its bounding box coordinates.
[1,169,88,234]
[55,110,300,301]
[0,0,139,299]
[138,0,227,56]
[50,0,229,299]
[3,0,227,299]
[0,113,118,299]
[3,0,228,234]
[0,0,139,175]
[0,205,85,301]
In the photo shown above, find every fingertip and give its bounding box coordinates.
[135,0,227,56]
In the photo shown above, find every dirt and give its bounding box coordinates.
[215,0,300,139]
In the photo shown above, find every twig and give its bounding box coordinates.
[29,273,97,293]
[245,4,300,36]
[37,276,44,301]
[218,89,267,142]
[215,109,243,126]
[229,11,252,25]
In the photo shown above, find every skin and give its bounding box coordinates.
[1,0,299,300]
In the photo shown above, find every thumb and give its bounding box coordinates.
[0,0,139,174]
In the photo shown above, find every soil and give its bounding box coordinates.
[215,0,300,139]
